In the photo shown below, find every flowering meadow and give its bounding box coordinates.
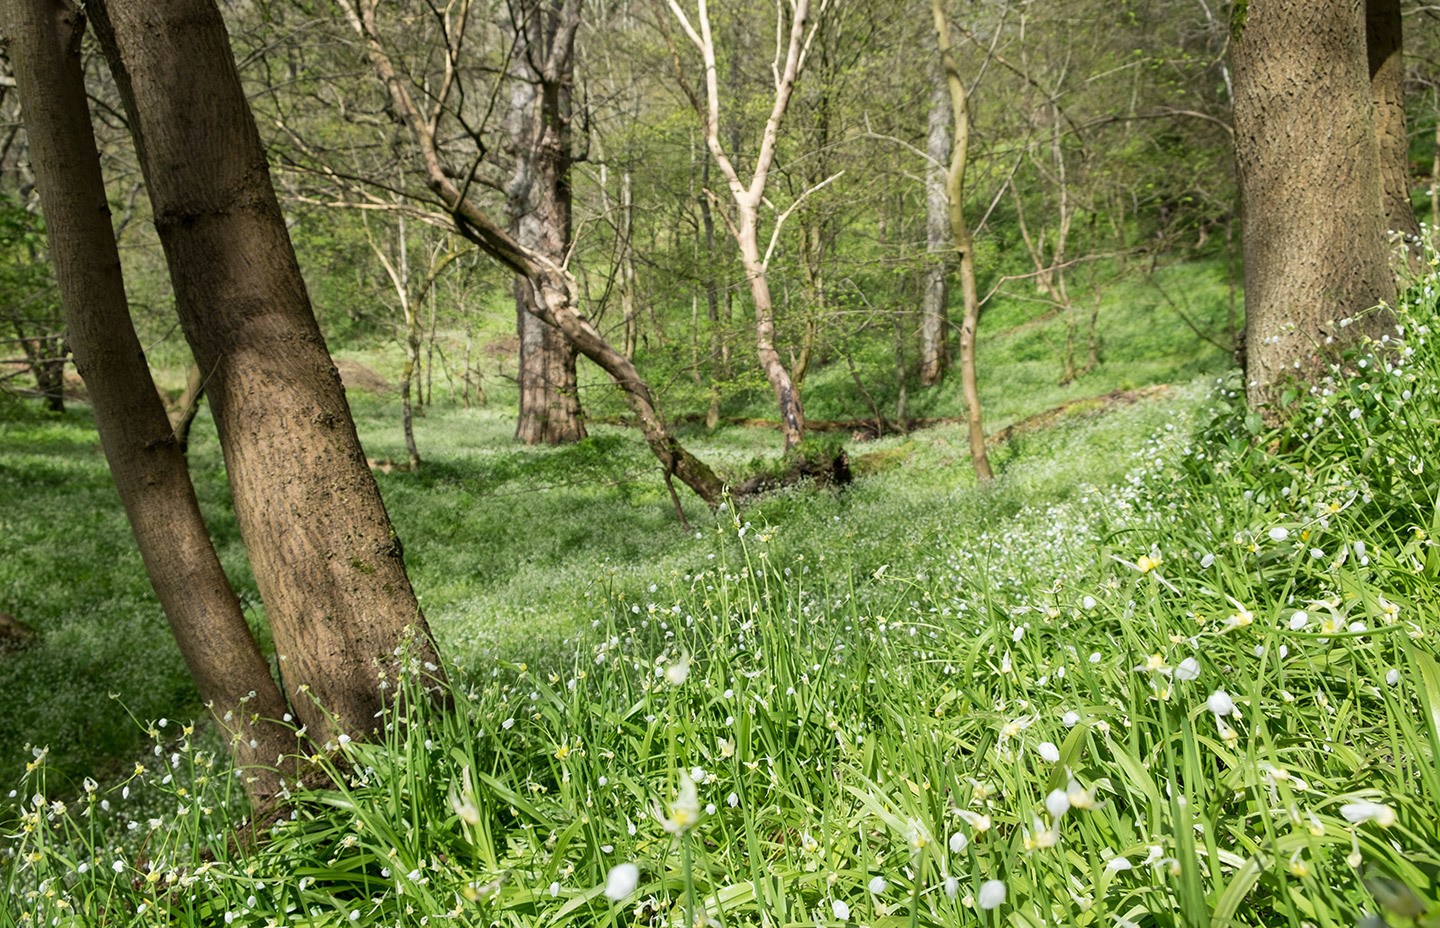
[5,270,1440,926]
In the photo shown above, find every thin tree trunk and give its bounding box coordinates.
[667,0,819,452]
[1366,0,1421,269]
[1428,88,1440,244]
[2,0,293,809]
[933,0,993,482]
[1433,90,1440,245]
[700,156,725,428]
[738,216,805,450]
[919,60,951,387]
[88,0,444,750]
[620,168,639,360]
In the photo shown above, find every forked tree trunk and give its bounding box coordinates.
[1365,0,1421,270]
[506,0,586,446]
[2,0,293,809]
[933,0,993,482]
[1232,0,1396,410]
[87,0,444,748]
[667,0,821,452]
[919,60,951,387]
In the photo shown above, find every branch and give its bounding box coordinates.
[762,170,843,268]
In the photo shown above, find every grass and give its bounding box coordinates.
[3,258,1437,926]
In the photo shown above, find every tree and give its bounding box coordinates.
[505,0,587,445]
[336,0,725,506]
[665,0,834,452]
[0,0,295,808]
[1231,0,1399,409]
[933,0,993,481]
[1366,0,1423,266]
[82,0,445,758]
[919,57,952,387]
[0,194,66,412]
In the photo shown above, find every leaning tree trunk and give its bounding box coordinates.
[1,0,294,809]
[919,58,952,387]
[1232,0,1396,411]
[87,0,444,749]
[506,0,585,446]
[1365,0,1421,270]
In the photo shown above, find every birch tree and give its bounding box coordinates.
[665,0,835,452]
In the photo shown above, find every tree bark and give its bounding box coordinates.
[506,0,586,446]
[919,59,952,387]
[1232,0,1396,410]
[87,0,444,749]
[933,0,993,482]
[1,0,293,808]
[1365,0,1421,269]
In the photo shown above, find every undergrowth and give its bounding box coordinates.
[3,268,1438,925]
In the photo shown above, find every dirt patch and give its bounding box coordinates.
[335,358,394,395]
[0,612,35,653]
[985,384,1171,446]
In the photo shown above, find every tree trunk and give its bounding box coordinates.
[514,288,584,444]
[738,213,805,450]
[669,0,818,453]
[1433,89,1440,246]
[1232,0,1396,410]
[620,168,639,361]
[87,0,444,749]
[919,60,951,387]
[506,0,586,446]
[1365,0,1421,268]
[700,157,725,429]
[934,0,993,482]
[2,0,293,809]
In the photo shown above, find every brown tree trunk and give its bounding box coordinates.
[620,168,639,361]
[2,0,293,808]
[1232,0,1396,410]
[1365,0,1421,268]
[934,0,993,482]
[87,0,444,749]
[506,0,586,446]
[514,290,584,445]
[919,58,952,387]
